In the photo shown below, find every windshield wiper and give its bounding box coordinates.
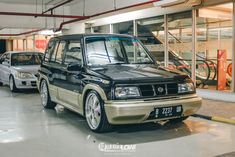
[108,62,126,65]
[132,62,154,64]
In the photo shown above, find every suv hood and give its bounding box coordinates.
[12,65,40,74]
[89,64,189,84]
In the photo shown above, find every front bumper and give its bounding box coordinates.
[104,94,202,124]
[14,77,37,89]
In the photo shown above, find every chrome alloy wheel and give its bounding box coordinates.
[85,92,101,130]
[40,81,48,107]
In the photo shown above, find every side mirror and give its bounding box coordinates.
[67,62,82,72]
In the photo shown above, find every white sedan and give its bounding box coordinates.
[0,51,43,92]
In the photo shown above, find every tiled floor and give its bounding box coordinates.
[0,86,235,157]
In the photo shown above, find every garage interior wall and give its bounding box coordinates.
[0,0,235,99]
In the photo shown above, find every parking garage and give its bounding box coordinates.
[0,0,235,157]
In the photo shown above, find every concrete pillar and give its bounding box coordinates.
[192,9,197,83]
[164,14,169,67]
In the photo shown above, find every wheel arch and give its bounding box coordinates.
[9,74,14,79]
[81,84,107,116]
[38,74,50,92]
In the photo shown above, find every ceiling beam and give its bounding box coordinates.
[0,29,43,36]
[0,11,87,18]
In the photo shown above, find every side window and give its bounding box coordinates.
[55,41,66,64]
[44,40,55,62]
[6,54,10,60]
[64,40,82,65]
[50,40,59,62]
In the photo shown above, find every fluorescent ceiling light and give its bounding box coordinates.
[38,30,62,35]
[154,0,201,7]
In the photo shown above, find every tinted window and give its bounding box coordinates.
[44,40,55,62]
[64,40,82,65]
[55,41,66,64]
[86,38,109,65]
[50,41,59,62]
[86,37,153,65]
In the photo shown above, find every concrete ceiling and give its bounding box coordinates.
[0,0,154,37]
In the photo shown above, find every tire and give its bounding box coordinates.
[85,90,112,132]
[40,79,56,109]
[9,75,18,92]
[0,82,3,86]
[169,116,189,123]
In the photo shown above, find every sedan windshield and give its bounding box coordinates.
[11,53,43,66]
[86,36,153,65]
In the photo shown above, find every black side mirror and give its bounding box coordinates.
[67,62,82,72]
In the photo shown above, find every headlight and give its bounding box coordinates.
[178,83,195,93]
[16,72,34,79]
[115,87,140,98]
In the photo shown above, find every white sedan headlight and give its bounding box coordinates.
[16,72,34,79]
[115,87,140,98]
[178,83,195,93]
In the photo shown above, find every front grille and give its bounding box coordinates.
[139,85,154,97]
[139,83,178,98]
[167,83,178,94]
[31,81,36,86]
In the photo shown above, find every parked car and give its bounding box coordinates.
[0,51,43,92]
[37,34,202,132]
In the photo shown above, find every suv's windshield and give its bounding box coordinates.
[86,36,153,65]
[11,53,43,66]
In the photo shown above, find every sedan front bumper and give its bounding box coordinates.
[14,78,38,89]
[104,94,202,124]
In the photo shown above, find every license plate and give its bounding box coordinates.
[154,106,182,119]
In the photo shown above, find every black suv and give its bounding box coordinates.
[37,34,201,132]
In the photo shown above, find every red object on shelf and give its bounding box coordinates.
[217,50,227,90]
[35,40,47,49]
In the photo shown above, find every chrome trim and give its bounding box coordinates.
[165,84,168,95]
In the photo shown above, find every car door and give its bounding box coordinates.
[41,39,59,101]
[56,39,83,109]
[0,53,11,84]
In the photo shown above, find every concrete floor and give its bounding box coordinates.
[0,86,235,157]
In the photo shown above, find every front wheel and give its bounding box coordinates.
[9,75,18,92]
[40,79,56,109]
[85,91,112,132]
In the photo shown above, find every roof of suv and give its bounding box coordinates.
[53,33,134,40]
